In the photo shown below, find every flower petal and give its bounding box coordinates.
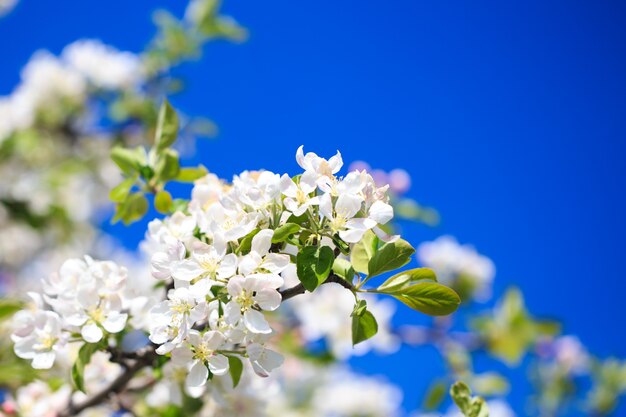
[251,229,273,256]
[171,259,204,282]
[186,360,209,388]
[243,310,272,334]
[254,288,281,311]
[32,351,56,370]
[102,312,128,333]
[208,354,229,376]
[81,322,103,343]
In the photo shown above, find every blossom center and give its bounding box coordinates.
[194,343,216,362]
[235,290,255,312]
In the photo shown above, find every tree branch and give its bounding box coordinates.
[59,348,157,417]
[279,273,354,302]
[61,274,354,415]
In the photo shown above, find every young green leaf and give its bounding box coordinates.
[72,343,100,393]
[296,245,335,292]
[154,149,180,181]
[389,282,460,316]
[155,98,179,151]
[238,229,260,254]
[422,380,448,411]
[109,178,135,203]
[350,230,379,274]
[367,238,415,279]
[0,299,24,321]
[450,381,490,417]
[175,165,209,182]
[351,301,378,345]
[378,268,437,292]
[227,356,243,388]
[110,146,146,176]
[332,258,355,282]
[272,223,300,243]
[155,190,173,213]
[113,192,149,225]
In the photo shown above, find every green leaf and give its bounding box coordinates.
[155,98,179,151]
[351,299,368,317]
[389,282,460,316]
[351,301,378,345]
[450,381,490,417]
[110,146,146,176]
[175,165,209,182]
[109,178,135,203]
[72,343,100,393]
[472,372,510,396]
[0,299,24,321]
[378,268,437,292]
[367,238,415,279]
[296,245,335,292]
[350,230,379,274]
[227,356,243,388]
[113,192,149,225]
[272,223,300,243]
[155,190,173,213]
[238,229,260,254]
[422,380,447,410]
[332,258,355,281]
[154,148,180,181]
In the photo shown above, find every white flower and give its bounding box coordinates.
[62,39,143,90]
[312,368,402,417]
[296,145,343,186]
[18,51,86,110]
[246,343,283,377]
[64,290,128,343]
[14,381,71,417]
[319,193,374,243]
[172,330,229,389]
[40,257,129,343]
[280,171,319,216]
[230,170,281,212]
[190,173,226,212]
[151,238,186,280]
[237,229,290,277]
[149,287,208,354]
[12,310,65,369]
[554,335,589,374]
[172,240,238,283]
[417,236,495,302]
[145,212,197,249]
[225,275,282,334]
[289,284,399,359]
[202,203,259,242]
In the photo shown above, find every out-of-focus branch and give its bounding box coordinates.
[59,347,157,417]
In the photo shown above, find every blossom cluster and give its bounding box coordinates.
[142,146,394,390]
[11,146,396,396]
[0,39,142,142]
[11,257,130,369]
[417,235,495,302]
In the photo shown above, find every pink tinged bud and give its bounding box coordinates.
[388,169,411,194]
[2,400,16,414]
[348,161,371,172]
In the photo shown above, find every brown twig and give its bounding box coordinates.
[59,348,157,417]
[279,273,355,302]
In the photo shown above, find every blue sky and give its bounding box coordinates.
[1,0,626,415]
